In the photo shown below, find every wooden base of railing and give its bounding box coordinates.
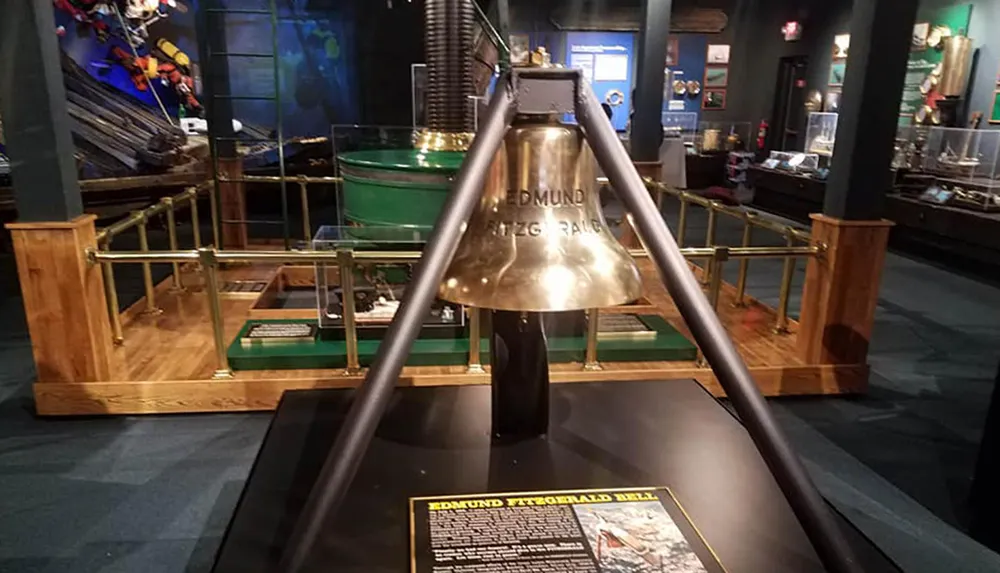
[7,215,113,383]
[29,259,869,416]
[798,214,893,366]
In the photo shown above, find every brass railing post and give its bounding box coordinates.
[299,177,312,242]
[734,213,754,307]
[100,238,124,345]
[467,307,485,374]
[702,201,719,285]
[584,308,602,371]
[162,197,184,291]
[774,231,796,334]
[135,212,163,315]
[199,248,233,379]
[209,183,221,249]
[338,249,361,373]
[676,192,689,246]
[697,247,727,366]
[188,187,202,249]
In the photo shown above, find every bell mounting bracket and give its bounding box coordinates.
[278,68,863,573]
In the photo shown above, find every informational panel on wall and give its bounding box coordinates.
[410,488,725,573]
[899,4,972,126]
[565,32,635,131]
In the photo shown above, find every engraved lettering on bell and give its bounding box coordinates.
[439,115,643,311]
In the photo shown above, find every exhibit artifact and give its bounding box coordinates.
[805,112,839,157]
[279,63,861,573]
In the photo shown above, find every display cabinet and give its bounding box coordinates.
[697,121,753,153]
[312,225,465,331]
[661,111,698,145]
[804,112,838,157]
[760,150,820,174]
[921,127,1000,182]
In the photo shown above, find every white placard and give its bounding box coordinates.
[668,100,686,111]
[594,54,629,81]
[570,53,596,83]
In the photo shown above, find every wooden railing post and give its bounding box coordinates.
[6,215,113,383]
[797,214,893,372]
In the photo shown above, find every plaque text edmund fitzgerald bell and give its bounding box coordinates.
[485,188,604,238]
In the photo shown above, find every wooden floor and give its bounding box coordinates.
[34,260,867,415]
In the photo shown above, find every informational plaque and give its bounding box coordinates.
[240,322,317,346]
[410,487,723,572]
[597,314,656,341]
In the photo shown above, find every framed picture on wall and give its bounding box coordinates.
[833,33,850,59]
[510,35,530,65]
[990,91,1000,125]
[702,89,726,110]
[703,66,729,88]
[665,38,679,66]
[912,22,930,51]
[829,62,847,86]
[706,44,730,64]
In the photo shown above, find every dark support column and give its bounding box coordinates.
[0,0,82,221]
[630,0,672,162]
[824,0,918,220]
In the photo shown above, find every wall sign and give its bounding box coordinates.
[565,32,635,131]
[899,4,972,125]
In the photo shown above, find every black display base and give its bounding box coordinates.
[212,380,899,573]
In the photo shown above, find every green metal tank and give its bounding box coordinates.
[338,149,465,230]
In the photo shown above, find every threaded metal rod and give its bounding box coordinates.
[425,0,476,133]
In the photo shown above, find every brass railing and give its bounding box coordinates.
[89,243,822,380]
[94,183,214,343]
[644,179,816,333]
[88,173,823,378]
[217,174,344,242]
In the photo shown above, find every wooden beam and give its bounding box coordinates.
[219,157,248,249]
[7,215,113,382]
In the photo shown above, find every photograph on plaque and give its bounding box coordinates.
[409,488,724,573]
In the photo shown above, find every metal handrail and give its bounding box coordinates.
[90,242,820,375]
[644,179,814,244]
[96,183,212,243]
[89,245,821,265]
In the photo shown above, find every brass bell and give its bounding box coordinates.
[439,114,643,311]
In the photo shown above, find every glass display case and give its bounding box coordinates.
[696,121,753,153]
[661,111,698,145]
[804,112,838,157]
[891,125,930,170]
[312,225,466,331]
[760,150,820,174]
[920,127,1000,181]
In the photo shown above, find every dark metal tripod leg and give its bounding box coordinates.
[278,78,517,573]
[575,81,861,573]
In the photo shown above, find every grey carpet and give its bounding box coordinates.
[0,201,998,571]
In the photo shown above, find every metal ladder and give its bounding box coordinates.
[203,0,291,250]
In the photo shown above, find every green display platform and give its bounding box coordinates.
[338,149,464,228]
[228,316,697,371]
